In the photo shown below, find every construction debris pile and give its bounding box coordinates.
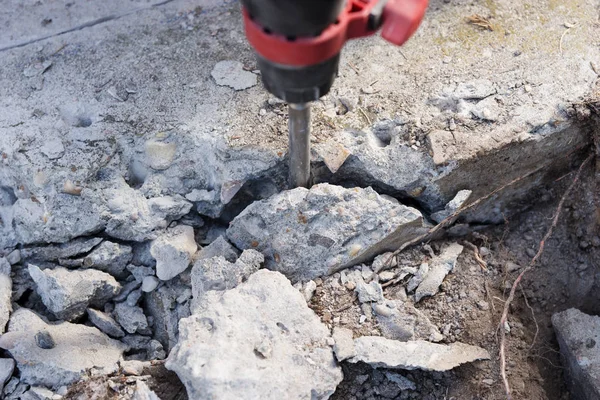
[1,0,600,399]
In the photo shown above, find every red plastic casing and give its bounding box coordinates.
[243,0,428,67]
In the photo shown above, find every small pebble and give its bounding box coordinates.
[525,248,536,258]
[378,271,395,282]
[141,276,159,293]
[345,281,356,291]
[35,330,55,349]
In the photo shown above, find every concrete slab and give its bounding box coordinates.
[0,0,598,248]
[552,308,600,400]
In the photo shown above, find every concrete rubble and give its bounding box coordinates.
[0,308,126,387]
[28,264,121,321]
[0,0,598,398]
[167,270,343,399]
[552,309,600,400]
[348,336,490,372]
[150,225,197,281]
[191,249,264,311]
[227,184,424,282]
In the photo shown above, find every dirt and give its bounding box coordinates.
[308,148,600,399]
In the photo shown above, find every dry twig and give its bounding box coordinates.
[498,153,593,399]
[466,15,494,31]
[462,240,488,270]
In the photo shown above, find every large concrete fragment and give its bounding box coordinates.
[150,225,197,281]
[20,237,103,262]
[348,336,490,372]
[0,308,126,387]
[166,270,343,399]
[227,184,423,282]
[190,249,263,311]
[0,258,11,334]
[28,265,121,321]
[552,308,600,400]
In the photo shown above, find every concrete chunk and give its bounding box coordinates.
[0,308,126,387]
[28,265,121,321]
[151,225,197,281]
[167,270,342,400]
[349,336,490,371]
[87,308,125,338]
[332,327,356,362]
[552,308,600,400]
[376,300,444,342]
[415,243,463,302]
[227,184,423,283]
[0,358,15,393]
[190,249,263,312]
[81,241,133,278]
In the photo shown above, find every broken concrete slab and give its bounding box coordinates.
[0,308,126,387]
[552,308,600,400]
[190,249,263,312]
[150,225,197,281]
[376,300,444,342]
[167,270,342,399]
[132,380,160,400]
[0,258,11,334]
[415,243,464,302]
[356,280,384,304]
[227,184,423,282]
[87,308,125,338]
[28,264,121,321]
[348,336,490,372]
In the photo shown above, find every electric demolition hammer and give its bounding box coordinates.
[240,0,428,188]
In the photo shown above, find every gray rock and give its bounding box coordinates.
[332,327,356,362]
[133,380,160,400]
[384,372,417,391]
[121,360,147,376]
[196,236,240,263]
[147,339,166,360]
[167,270,342,399]
[28,265,121,321]
[407,263,429,293]
[552,309,600,400]
[113,280,142,302]
[376,300,444,342]
[415,243,464,302]
[35,330,55,349]
[0,358,15,393]
[103,186,192,242]
[348,336,490,371]
[227,184,423,282]
[0,308,126,387]
[431,190,472,224]
[87,308,125,338]
[126,289,143,306]
[121,335,151,351]
[150,225,197,281]
[211,60,257,91]
[143,282,190,352]
[3,377,23,399]
[141,276,159,293]
[0,258,11,334]
[127,264,155,283]
[356,280,384,304]
[131,242,156,268]
[81,241,133,278]
[114,302,148,334]
[190,249,263,312]
[6,250,21,265]
[20,237,103,262]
